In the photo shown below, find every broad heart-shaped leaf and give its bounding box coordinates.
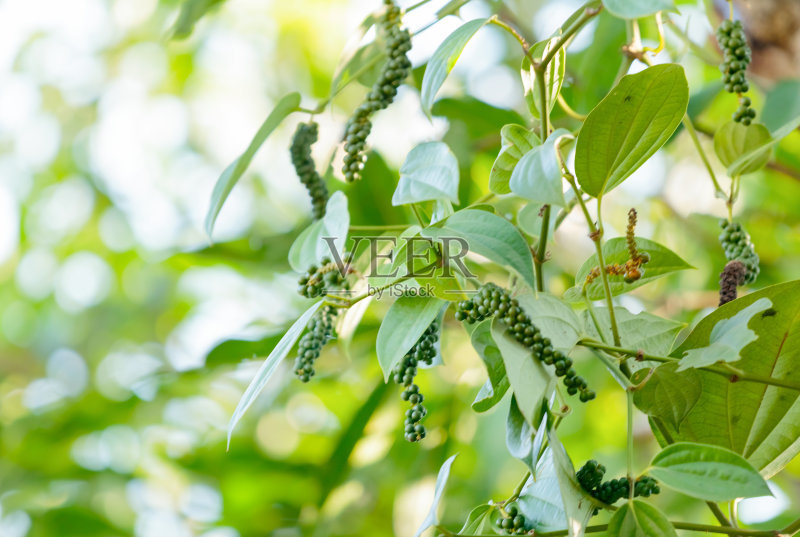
[713,121,772,176]
[521,38,566,120]
[226,301,323,448]
[632,363,702,432]
[422,209,536,290]
[467,319,510,412]
[206,92,300,236]
[518,449,569,532]
[649,442,771,501]
[392,142,459,205]
[602,0,676,19]
[376,295,446,381]
[678,298,773,371]
[492,319,555,426]
[583,307,684,358]
[510,129,574,207]
[661,281,800,478]
[547,428,599,537]
[458,504,494,535]
[414,454,458,537]
[762,79,800,134]
[420,18,489,117]
[490,124,540,195]
[564,237,692,302]
[607,500,677,537]
[575,64,688,198]
[288,191,350,272]
[517,292,583,352]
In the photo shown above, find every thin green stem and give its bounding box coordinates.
[535,205,551,292]
[488,17,534,64]
[411,203,426,227]
[782,516,800,536]
[349,224,410,231]
[626,392,635,499]
[467,192,496,207]
[584,291,608,344]
[593,199,621,346]
[503,471,531,507]
[328,261,439,307]
[683,116,725,198]
[538,4,602,67]
[535,67,550,141]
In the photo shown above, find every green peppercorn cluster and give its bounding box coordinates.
[297,257,349,299]
[576,460,660,512]
[393,320,439,442]
[719,220,759,285]
[293,305,338,383]
[495,504,527,535]
[290,121,328,219]
[454,283,595,402]
[716,19,755,124]
[342,0,412,182]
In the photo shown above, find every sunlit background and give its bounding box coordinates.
[0,0,798,535]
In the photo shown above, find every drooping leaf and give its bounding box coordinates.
[660,281,800,477]
[649,442,771,501]
[422,209,536,290]
[521,38,566,120]
[602,0,676,20]
[492,319,555,426]
[392,142,460,205]
[632,363,702,432]
[583,307,685,357]
[678,298,773,371]
[517,449,569,532]
[564,237,692,302]
[506,395,540,473]
[376,295,446,381]
[226,301,323,448]
[607,500,677,537]
[467,319,510,412]
[420,18,489,116]
[575,64,688,198]
[713,121,772,176]
[547,427,599,537]
[457,504,494,535]
[517,292,583,352]
[171,0,226,39]
[510,129,574,207]
[414,454,458,537]
[490,124,540,195]
[288,191,350,273]
[206,92,300,236]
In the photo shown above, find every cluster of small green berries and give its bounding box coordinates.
[576,460,660,512]
[293,306,338,382]
[290,122,328,219]
[393,320,439,442]
[454,283,595,402]
[495,504,527,535]
[716,19,755,124]
[342,0,412,182]
[297,257,349,299]
[719,220,759,285]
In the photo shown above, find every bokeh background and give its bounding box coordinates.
[0,0,798,536]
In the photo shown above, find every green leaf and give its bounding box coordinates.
[517,292,583,352]
[632,363,702,432]
[521,38,566,119]
[547,427,598,537]
[458,504,494,535]
[329,11,383,97]
[678,298,773,371]
[422,209,536,290]
[727,115,800,175]
[510,129,573,207]
[491,319,555,426]
[714,121,772,176]
[583,307,684,357]
[376,295,446,381]
[414,454,458,537]
[206,92,300,236]
[602,0,676,19]
[489,124,540,195]
[662,280,800,477]
[506,395,540,473]
[420,18,489,117]
[392,142,460,205]
[226,301,323,448]
[171,0,226,39]
[762,80,800,134]
[517,202,559,242]
[564,237,692,302]
[518,449,569,532]
[607,500,677,537]
[575,64,688,198]
[288,191,350,272]
[649,442,771,501]
[468,319,510,412]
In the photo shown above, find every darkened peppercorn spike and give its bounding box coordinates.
[393,319,439,442]
[455,283,595,403]
[719,220,759,285]
[342,0,412,182]
[293,306,339,382]
[576,460,661,515]
[716,19,756,124]
[495,504,527,535]
[719,260,746,306]
[290,122,328,219]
